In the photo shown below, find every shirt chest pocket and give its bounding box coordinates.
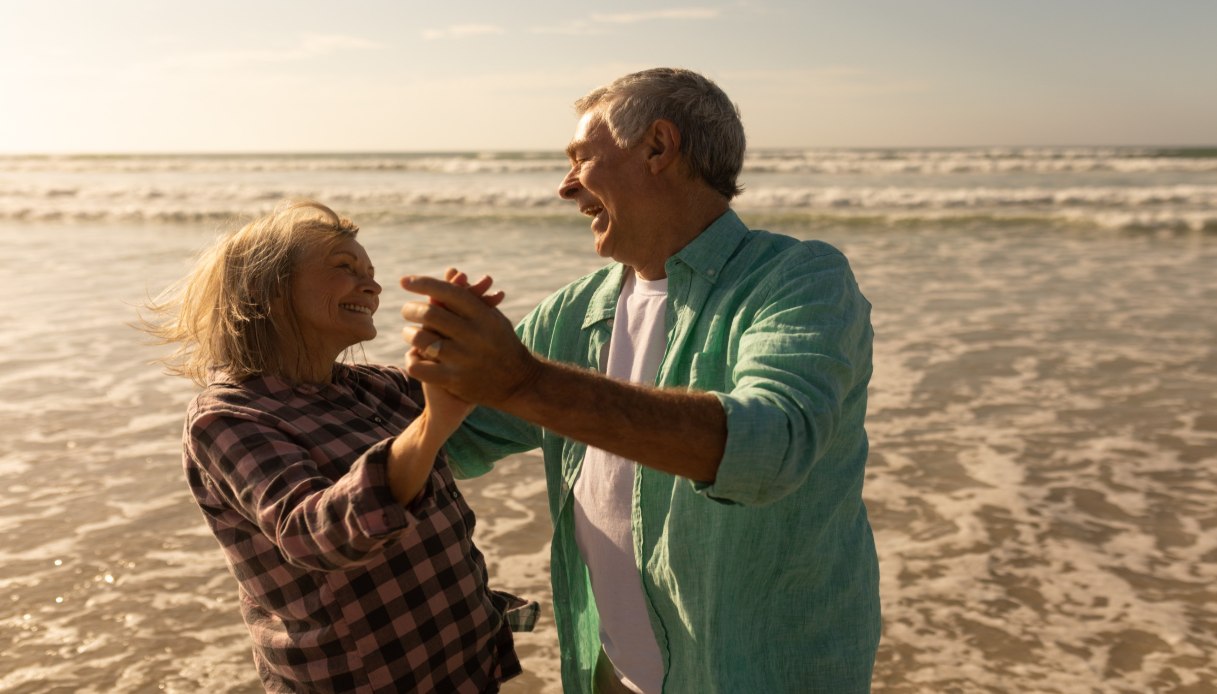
[689,349,730,390]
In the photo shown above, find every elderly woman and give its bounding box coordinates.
[144,200,535,692]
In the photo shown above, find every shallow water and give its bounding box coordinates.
[1,217,1214,693]
[856,226,1217,693]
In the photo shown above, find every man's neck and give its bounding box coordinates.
[632,195,730,280]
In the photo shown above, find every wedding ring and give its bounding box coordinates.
[420,339,444,360]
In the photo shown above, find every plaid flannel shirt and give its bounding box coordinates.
[184,362,537,693]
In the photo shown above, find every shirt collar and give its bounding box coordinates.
[665,209,749,283]
[581,209,748,329]
[583,263,627,329]
[210,363,352,397]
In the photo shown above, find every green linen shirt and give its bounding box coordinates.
[446,210,881,693]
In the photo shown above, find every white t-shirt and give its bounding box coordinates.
[572,271,668,694]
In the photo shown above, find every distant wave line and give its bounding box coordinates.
[4,147,1217,175]
[5,202,1215,233]
[5,183,1215,209]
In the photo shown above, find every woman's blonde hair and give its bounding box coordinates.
[143,199,359,385]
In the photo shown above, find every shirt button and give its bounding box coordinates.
[450,489,461,499]
[707,269,716,276]
[371,415,385,424]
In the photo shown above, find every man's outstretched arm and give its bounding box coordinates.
[400,275,726,483]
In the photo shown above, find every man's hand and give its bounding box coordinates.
[405,269,505,430]
[400,268,503,374]
[400,272,543,407]
[402,270,725,483]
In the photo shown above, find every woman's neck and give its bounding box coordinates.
[283,361,335,385]
[275,340,340,385]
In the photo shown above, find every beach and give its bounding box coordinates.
[1,150,1214,692]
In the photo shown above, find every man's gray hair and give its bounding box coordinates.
[574,67,746,200]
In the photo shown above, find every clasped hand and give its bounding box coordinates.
[400,268,540,408]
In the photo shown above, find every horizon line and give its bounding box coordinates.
[2,144,1216,157]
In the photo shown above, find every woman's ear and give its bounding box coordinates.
[644,118,682,175]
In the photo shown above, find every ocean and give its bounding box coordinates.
[1,148,1214,692]
[5,148,1217,231]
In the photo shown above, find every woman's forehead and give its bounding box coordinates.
[327,236,367,257]
[302,235,368,262]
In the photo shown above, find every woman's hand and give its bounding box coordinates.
[436,267,505,309]
[418,380,474,436]
[387,269,506,505]
[407,268,505,435]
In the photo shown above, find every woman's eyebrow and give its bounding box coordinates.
[330,250,374,273]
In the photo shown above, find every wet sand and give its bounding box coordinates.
[0,219,1214,692]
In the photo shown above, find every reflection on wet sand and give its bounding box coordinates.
[1,221,1214,692]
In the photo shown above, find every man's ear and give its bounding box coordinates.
[644,119,682,175]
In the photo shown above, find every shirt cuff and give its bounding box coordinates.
[492,590,541,633]
[693,391,785,506]
[352,438,441,537]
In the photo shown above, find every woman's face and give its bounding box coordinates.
[287,236,381,359]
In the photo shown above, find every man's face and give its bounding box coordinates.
[558,112,653,268]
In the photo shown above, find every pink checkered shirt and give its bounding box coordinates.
[183,363,537,693]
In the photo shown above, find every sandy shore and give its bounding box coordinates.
[1,219,1214,692]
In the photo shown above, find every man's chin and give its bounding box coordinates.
[592,232,613,259]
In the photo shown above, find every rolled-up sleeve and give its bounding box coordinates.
[445,406,542,479]
[697,247,872,506]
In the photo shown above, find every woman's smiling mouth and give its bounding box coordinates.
[340,303,373,316]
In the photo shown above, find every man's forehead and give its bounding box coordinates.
[566,112,609,156]
[573,111,599,139]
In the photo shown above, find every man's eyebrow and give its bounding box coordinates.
[565,140,580,161]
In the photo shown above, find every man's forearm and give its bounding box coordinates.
[496,356,727,482]
[399,274,727,480]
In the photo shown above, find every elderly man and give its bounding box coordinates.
[401,67,880,693]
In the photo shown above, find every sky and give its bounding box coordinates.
[1,0,1214,153]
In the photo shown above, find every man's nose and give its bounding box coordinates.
[558,167,580,200]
